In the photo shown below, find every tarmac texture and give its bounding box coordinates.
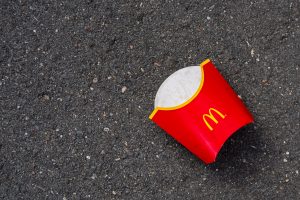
[0,0,299,199]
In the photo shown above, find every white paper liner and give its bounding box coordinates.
[154,66,202,108]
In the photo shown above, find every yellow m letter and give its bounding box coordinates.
[202,108,226,131]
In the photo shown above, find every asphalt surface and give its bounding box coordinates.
[0,0,299,199]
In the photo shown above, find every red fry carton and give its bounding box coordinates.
[149,59,254,164]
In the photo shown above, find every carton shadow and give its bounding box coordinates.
[206,124,272,184]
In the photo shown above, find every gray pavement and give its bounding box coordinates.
[0,0,299,199]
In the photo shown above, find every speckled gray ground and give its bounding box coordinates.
[0,0,299,199]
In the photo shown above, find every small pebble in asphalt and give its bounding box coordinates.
[91,174,97,180]
[251,49,255,57]
[122,86,127,93]
[41,94,50,101]
[92,77,98,83]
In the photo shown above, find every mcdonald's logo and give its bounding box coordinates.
[202,108,226,131]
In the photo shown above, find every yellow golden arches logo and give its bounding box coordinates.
[202,108,226,131]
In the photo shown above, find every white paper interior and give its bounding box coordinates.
[154,66,202,108]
